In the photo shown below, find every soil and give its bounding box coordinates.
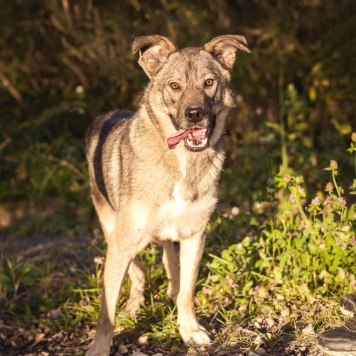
[0,234,333,356]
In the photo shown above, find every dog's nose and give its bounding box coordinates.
[185,107,206,123]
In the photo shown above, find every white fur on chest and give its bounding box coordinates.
[153,182,216,241]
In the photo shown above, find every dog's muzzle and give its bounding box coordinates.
[166,127,210,151]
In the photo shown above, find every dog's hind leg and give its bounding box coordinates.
[162,241,180,303]
[91,190,116,239]
[177,233,212,347]
[125,256,145,316]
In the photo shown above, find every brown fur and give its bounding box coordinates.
[85,35,250,356]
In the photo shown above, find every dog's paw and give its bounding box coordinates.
[85,341,110,356]
[167,287,178,304]
[179,324,212,347]
[85,349,110,356]
[167,280,179,304]
[124,294,144,317]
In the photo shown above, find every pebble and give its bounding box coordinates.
[231,206,240,215]
[138,335,149,345]
[47,307,62,319]
[266,318,275,328]
[253,335,262,345]
[119,344,129,354]
[302,323,314,335]
[281,307,290,317]
[254,321,261,328]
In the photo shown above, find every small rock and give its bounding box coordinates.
[239,305,247,312]
[47,307,62,319]
[281,307,290,317]
[242,328,254,334]
[35,333,46,342]
[253,335,262,345]
[52,331,64,340]
[266,318,275,328]
[231,206,240,215]
[138,335,149,345]
[131,352,148,356]
[302,323,314,335]
[119,344,129,354]
[255,347,267,355]
[248,352,259,356]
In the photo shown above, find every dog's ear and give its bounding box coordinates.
[203,35,251,70]
[132,35,176,78]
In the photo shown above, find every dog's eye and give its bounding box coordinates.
[205,79,214,87]
[170,82,180,90]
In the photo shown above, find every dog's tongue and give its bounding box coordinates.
[166,129,191,149]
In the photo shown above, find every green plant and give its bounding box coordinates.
[208,134,356,306]
[1,2,356,353]
[0,256,36,301]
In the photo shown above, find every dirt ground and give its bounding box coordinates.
[0,234,332,356]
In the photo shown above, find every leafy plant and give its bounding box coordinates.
[208,134,356,307]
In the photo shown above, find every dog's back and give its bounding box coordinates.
[86,110,133,207]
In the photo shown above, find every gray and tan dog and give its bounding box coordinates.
[85,35,250,355]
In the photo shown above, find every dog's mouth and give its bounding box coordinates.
[166,127,210,152]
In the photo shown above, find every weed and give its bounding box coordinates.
[208,133,356,307]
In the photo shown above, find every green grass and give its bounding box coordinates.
[74,134,356,351]
[1,2,356,354]
[1,134,355,354]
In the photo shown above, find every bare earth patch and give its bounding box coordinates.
[0,234,335,355]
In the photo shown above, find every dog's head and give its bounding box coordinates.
[132,35,250,152]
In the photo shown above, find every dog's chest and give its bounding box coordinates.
[153,182,217,241]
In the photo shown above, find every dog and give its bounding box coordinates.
[85,34,250,355]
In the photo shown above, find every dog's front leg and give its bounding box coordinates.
[86,242,132,356]
[177,233,212,347]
